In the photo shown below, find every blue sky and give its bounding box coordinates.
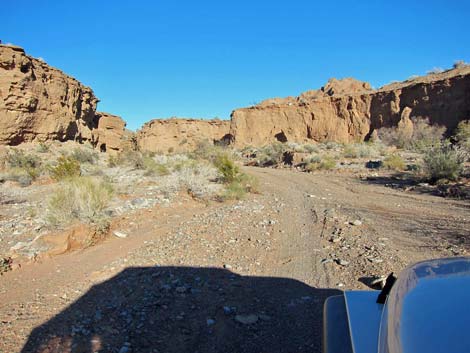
[2,1,470,130]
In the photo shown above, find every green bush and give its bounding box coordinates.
[423,144,464,182]
[454,120,470,149]
[382,154,406,171]
[214,154,239,183]
[49,156,81,180]
[47,176,114,226]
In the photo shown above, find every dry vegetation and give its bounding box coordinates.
[241,117,470,197]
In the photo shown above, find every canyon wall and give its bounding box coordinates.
[0,44,98,145]
[137,118,230,153]
[229,69,470,147]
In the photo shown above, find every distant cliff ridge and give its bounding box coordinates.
[1,44,469,151]
[229,69,470,147]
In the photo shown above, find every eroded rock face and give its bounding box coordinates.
[0,45,98,145]
[92,112,133,154]
[230,69,470,147]
[137,118,230,153]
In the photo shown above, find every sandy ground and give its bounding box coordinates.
[1,167,469,353]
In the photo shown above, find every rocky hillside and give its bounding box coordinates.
[137,118,230,153]
[229,68,470,147]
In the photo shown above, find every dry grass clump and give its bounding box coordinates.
[47,176,114,227]
[382,154,406,171]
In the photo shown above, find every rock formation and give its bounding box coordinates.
[230,68,470,147]
[0,44,98,145]
[137,118,230,153]
[92,112,133,154]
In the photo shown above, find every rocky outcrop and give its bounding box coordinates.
[230,69,470,147]
[137,118,230,153]
[92,112,133,154]
[0,44,99,145]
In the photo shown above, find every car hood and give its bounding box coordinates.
[379,257,470,353]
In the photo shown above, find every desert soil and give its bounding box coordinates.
[1,167,469,353]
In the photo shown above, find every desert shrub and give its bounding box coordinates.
[71,148,98,164]
[378,117,445,150]
[213,154,239,183]
[377,127,409,149]
[343,145,359,158]
[47,176,114,226]
[36,142,50,153]
[255,142,287,166]
[108,149,144,169]
[305,155,336,171]
[5,150,41,180]
[411,118,446,151]
[302,144,319,153]
[192,140,224,162]
[219,173,259,201]
[454,120,470,152]
[211,153,258,200]
[382,154,406,171]
[323,142,340,150]
[1,168,35,187]
[49,156,81,180]
[423,144,464,182]
[6,150,40,169]
[142,155,170,176]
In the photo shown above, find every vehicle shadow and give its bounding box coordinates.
[21,266,340,353]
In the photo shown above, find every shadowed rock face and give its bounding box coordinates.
[137,118,231,153]
[230,69,470,147]
[0,45,98,145]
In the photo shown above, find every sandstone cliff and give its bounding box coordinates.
[230,69,470,147]
[92,112,133,154]
[137,118,230,153]
[0,44,98,145]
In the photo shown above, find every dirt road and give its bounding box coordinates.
[1,167,469,353]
